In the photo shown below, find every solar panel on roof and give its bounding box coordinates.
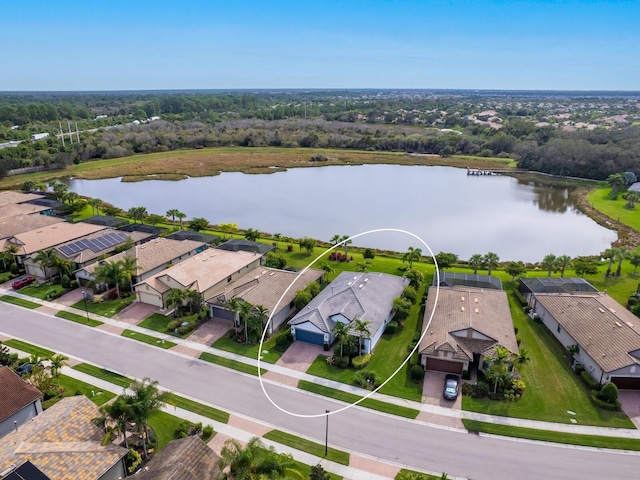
[59,245,74,256]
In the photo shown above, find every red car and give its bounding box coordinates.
[11,275,36,289]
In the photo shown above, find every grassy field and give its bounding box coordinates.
[165,393,230,424]
[71,296,134,318]
[148,411,186,451]
[463,419,640,451]
[297,380,419,419]
[263,429,350,465]
[72,363,133,388]
[121,329,177,349]
[462,284,635,428]
[0,295,41,309]
[55,310,103,327]
[42,374,116,409]
[199,352,267,376]
[588,186,640,232]
[19,283,69,300]
[3,339,55,358]
[212,327,290,364]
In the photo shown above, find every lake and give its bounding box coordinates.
[64,165,616,262]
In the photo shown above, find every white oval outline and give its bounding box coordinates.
[257,228,440,418]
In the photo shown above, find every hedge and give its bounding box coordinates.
[590,390,622,411]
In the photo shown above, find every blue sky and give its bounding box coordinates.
[2,0,638,91]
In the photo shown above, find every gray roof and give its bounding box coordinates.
[216,239,274,255]
[434,272,502,290]
[288,271,407,336]
[519,277,597,294]
[135,436,220,480]
[81,215,129,228]
[629,182,640,193]
[167,230,221,245]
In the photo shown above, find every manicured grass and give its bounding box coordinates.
[588,186,640,231]
[297,380,419,419]
[463,419,640,451]
[263,429,350,465]
[284,457,342,480]
[3,339,55,358]
[212,328,290,364]
[42,374,116,409]
[55,310,103,327]
[395,469,445,480]
[0,295,41,309]
[72,363,132,388]
[19,283,69,300]
[165,393,230,424]
[148,411,186,451]
[199,352,267,376]
[138,313,197,339]
[121,329,177,349]
[462,285,635,428]
[71,295,134,318]
[0,271,15,283]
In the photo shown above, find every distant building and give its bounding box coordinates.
[30,133,49,141]
[95,115,108,120]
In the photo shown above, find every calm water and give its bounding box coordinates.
[65,165,616,262]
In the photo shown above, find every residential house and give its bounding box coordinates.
[0,396,127,480]
[134,249,261,308]
[288,271,407,352]
[531,291,640,388]
[0,192,47,208]
[134,436,220,480]
[0,367,43,439]
[0,214,64,240]
[208,266,324,334]
[419,285,518,374]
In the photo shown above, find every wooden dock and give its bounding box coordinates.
[466,167,528,175]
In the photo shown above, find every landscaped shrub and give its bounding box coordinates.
[305,281,320,297]
[45,288,60,300]
[597,382,619,404]
[176,322,195,336]
[581,370,599,389]
[10,263,19,274]
[275,334,291,353]
[532,313,542,323]
[201,425,214,441]
[401,286,418,303]
[60,274,71,289]
[174,420,193,439]
[471,382,490,398]
[574,363,585,375]
[462,369,471,380]
[126,448,142,474]
[335,356,349,369]
[354,371,381,389]
[167,319,182,332]
[590,390,622,411]
[628,296,639,307]
[384,321,398,334]
[352,354,371,369]
[410,364,425,382]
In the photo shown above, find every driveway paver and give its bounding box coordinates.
[276,341,330,372]
[113,301,162,325]
[188,318,233,345]
[619,390,640,429]
[422,370,462,409]
[55,288,87,306]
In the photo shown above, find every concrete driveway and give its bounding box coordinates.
[55,287,88,307]
[422,370,462,409]
[114,301,162,325]
[619,390,640,428]
[276,341,330,372]
[188,318,233,346]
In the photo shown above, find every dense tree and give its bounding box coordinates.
[0,341,11,366]
[629,250,640,276]
[127,206,147,224]
[299,237,316,255]
[166,208,181,229]
[573,256,599,277]
[468,254,483,274]
[353,318,371,355]
[434,252,458,270]
[244,228,260,241]
[217,436,296,480]
[293,290,312,309]
[188,217,209,231]
[505,261,526,281]
[392,296,412,321]
[126,378,172,458]
[483,252,500,276]
[404,268,424,288]
[332,321,351,358]
[540,254,557,277]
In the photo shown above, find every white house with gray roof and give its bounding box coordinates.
[288,271,407,352]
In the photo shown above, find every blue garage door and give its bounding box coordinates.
[295,328,325,346]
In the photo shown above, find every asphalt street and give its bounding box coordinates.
[2,302,640,479]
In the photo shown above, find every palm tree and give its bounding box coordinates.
[356,261,371,273]
[185,289,203,315]
[119,255,138,293]
[244,228,260,242]
[468,254,483,274]
[218,436,296,480]
[52,182,68,201]
[225,297,243,331]
[629,250,640,276]
[52,256,73,280]
[615,247,629,276]
[273,232,282,250]
[602,248,616,277]
[63,191,79,205]
[606,173,626,194]
[239,301,253,343]
[253,304,270,335]
[332,321,351,358]
[166,288,186,315]
[514,348,530,369]
[126,378,172,458]
[93,260,125,298]
[483,252,500,276]
[402,246,422,269]
[88,198,103,216]
[166,208,180,229]
[486,346,513,393]
[35,248,57,280]
[625,191,640,209]
[176,211,187,230]
[556,255,572,278]
[48,353,68,386]
[340,235,352,259]
[353,318,371,355]
[540,254,557,277]
[0,250,13,271]
[98,395,132,449]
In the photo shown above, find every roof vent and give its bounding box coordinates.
[475,298,478,303]
[475,308,479,313]
[269,272,275,276]
[202,257,208,262]
[461,306,465,312]
[347,282,352,286]
[364,278,368,282]
[598,308,605,313]
[353,276,357,280]
[615,321,622,328]
[609,307,617,314]
[358,284,364,289]
[461,296,465,301]
[627,322,634,328]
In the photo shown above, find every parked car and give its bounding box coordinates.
[15,363,35,377]
[443,374,460,400]
[11,275,36,290]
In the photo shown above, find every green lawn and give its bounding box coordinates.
[463,419,640,451]
[72,363,132,388]
[19,283,69,300]
[462,285,635,428]
[0,295,41,309]
[395,469,446,480]
[297,380,419,419]
[0,271,16,283]
[43,374,116,409]
[212,327,290,365]
[263,430,349,465]
[71,295,134,318]
[55,310,103,327]
[121,329,177,349]
[165,393,230,423]
[588,186,640,231]
[284,457,342,480]
[199,352,267,376]
[138,313,195,339]
[3,339,55,358]
[148,411,186,451]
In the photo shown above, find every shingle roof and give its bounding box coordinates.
[83,237,206,277]
[419,286,518,360]
[135,436,220,480]
[288,271,407,336]
[0,203,51,220]
[1,223,107,256]
[0,396,127,480]
[0,214,65,240]
[0,367,43,422]
[534,293,640,373]
[0,191,47,207]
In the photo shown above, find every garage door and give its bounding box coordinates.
[426,357,464,374]
[210,305,234,321]
[137,291,163,308]
[611,377,640,389]
[295,328,325,346]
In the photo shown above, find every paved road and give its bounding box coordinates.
[3,303,640,479]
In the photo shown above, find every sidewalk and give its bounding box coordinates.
[3,286,640,440]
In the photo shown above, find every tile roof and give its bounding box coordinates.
[0,396,127,480]
[82,238,205,277]
[0,191,47,207]
[288,271,407,336]
[0,203,51,220]
[0,214,65,240]
[1,223,107,256]
[534,293,640,373]
[208,266,324,316]
[0,367,43,422]
[419,286,518,360]
[135,436,220,480]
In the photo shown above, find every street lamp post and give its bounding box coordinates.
[81,289,90,322]
[325,410,330,456]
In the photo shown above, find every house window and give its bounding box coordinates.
[227,276,232,283]
[557,324,561,334]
